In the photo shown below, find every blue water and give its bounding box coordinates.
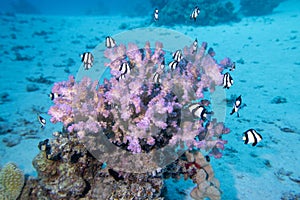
[0,0,151,15]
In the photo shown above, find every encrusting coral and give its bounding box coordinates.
[19,38,233,199]
[0,163,24,200]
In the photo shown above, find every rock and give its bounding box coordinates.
[26,75,54,85]
[236,58,245,64]
[271,96,287,104]
[119,23,129,30]
[281,190,300,200]
[26,84,39,92]
[14,52,34,61]
[0,92,11,104]
[0,126,13,135]
[280,127,295,133]
[2,135,21,147]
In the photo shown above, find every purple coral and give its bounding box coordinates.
[48,39,231,159]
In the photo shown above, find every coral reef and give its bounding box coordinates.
[0,163,25,200]
[239,0,284,16]
[19,132,164,199]
[48,40,229,161]
[20,131,221,199]
[20,38,232,199]
[150,0,240,26]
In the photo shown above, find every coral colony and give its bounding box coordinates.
[49,41,231,159]
[0,163,24,200]
[17,39,234,199]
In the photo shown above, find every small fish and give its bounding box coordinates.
[49,92,61,100]
[37,115,46,128]
[160,59,165,70]
[230,95,242,117]
[117,62,130,80]
[168,60,179,71]
[153,72,161,84]
[192,38,198,54]
[105,36,116,48]
[188,103,207,120]
[154,8,159,21]
[243,129,262,146]
[119,62,130,75]
[205,155,210,162]
[229,62,236,71]
[223,72,233,89]
[172,50,183,62]
[81,52,94,70]
[190,6,200,21]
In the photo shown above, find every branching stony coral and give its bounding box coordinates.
[0,163,24,200]
[48,39,230,162]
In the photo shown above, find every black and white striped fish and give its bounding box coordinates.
[153,72,161,84]
[190,6,200,21]
[105,36,116,48]
[81,52,94,70]
[118,62,130,80]
[37,115,46,128]
[168,60,179,71]
[230,95,242,117]
[119,62,130,74]
[154,8,159,21]
[118,74,126,80]
[172,50,183,62]
[49,92,61,101]
[192,38,198,54]
[223,72,233,89]
[243,129,262,146]
[188,103,207,120]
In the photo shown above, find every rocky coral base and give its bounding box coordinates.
[18,130,221,200]
[19,131,164,200]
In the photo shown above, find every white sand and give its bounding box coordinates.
[0,0,299,199]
